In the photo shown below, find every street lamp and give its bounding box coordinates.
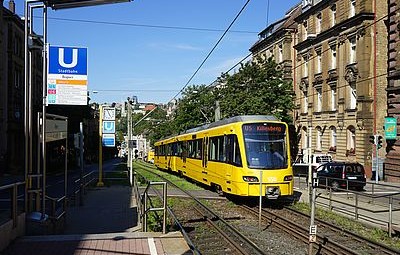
[24,0,132,218]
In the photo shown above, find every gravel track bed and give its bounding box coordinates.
[170,198,308,255]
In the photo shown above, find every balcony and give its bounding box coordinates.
[327,69,338,81]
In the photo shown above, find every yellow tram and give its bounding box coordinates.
[154,115,293,199]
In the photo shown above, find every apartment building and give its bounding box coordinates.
[0,1,43,175]
[386,0,400,182]
[249,4,302,84]
[294,0,387,177]
[251,0,388,178]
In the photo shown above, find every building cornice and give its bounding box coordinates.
[294,13,374,51]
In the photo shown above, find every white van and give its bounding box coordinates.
[293,153,333,175]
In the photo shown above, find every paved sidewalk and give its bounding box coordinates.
[3,185,192,255]
[65,186,139,234]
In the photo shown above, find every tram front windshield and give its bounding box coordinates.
[242,123,287,169]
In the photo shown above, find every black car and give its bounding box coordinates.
[315,162,366,191]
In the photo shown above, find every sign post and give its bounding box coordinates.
[97,105,104,187]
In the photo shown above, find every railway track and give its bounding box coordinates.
[134,161,400,254]
[240,205,400,255]
[135,161,266,255]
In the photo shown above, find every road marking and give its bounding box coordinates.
[148,237,158,255]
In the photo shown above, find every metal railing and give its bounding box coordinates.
[73,171,96,205]
[294,174,400,237]
[140,181,167,234]
[0,182,25,228]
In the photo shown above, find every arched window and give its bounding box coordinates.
[331,4,336,27]
[329,126,337,152]
[302,126,308,150]
[349,0,356,18]
[316,126,322,151]
[347,126,356,155]
[316,12,322,34]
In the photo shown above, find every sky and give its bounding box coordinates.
[9,0,300,105]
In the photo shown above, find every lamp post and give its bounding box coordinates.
[24,0,132,217]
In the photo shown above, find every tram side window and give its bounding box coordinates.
[226,135,242,166]
[182,142,187,158]
[188,139,202,159]
[208,136,225,162]
[172,142,178,156]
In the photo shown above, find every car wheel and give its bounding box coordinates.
[331,181,339,191]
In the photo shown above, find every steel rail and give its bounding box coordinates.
[240,205,357,255]
[283,206,400,255]
[134,161,266,255]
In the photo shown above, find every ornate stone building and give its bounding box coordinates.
[386,0,400,182]
[249,4,302,83]
[251,0,389,178]
[293,0,388,177]
[0,1,43,175]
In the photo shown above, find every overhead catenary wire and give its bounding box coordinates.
[168,0,252,104]
[39,16,259,34]
[173,2,391,104]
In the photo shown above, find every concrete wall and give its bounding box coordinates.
[0,213,25,252]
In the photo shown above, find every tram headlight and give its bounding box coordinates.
[284,175,293,181]
[243,176,259,182]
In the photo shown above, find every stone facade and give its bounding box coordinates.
[250,4,301,84]
[251,0,389,178]
[294,0,387,178]
[386,0,400,182]
[0,1,43,175]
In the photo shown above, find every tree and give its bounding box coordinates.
[217,57,294,123]
[173,85,216,133]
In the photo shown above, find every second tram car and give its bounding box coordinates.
[154,115,293,199]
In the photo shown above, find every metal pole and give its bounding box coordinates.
[389,196,393,238]
[65,118,68,210]
[24,0,31,214]
[375,135,379,183]
[259,170,262,230]
[308,174,317,255]
[127,100,131,171]
[162,183,167,234]
[97,105,104,186]
[130,117,133,185]
[41,4,48,219]
[36,113,40,211]
[80,122,84,205]
[308,122,312,204]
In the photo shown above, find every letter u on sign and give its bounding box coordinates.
[48,46,88,75]
[59,48,78,68]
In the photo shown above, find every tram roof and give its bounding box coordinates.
[185,115,278,134]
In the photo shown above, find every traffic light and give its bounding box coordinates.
[377,135,383,149]
[369,135,376,145]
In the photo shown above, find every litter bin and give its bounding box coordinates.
[26,211,49,235]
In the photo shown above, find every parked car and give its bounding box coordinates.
[293,153,333,176]
[315,162,366,191]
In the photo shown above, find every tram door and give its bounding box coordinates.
[202,136,209,169]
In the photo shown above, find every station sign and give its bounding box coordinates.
[384,117,397,140]
[103,121,115,134]
[102,134,115,147]
[103,107,116,121]
[47,45,88,105]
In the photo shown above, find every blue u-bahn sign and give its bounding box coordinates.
[48,46,88,75]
